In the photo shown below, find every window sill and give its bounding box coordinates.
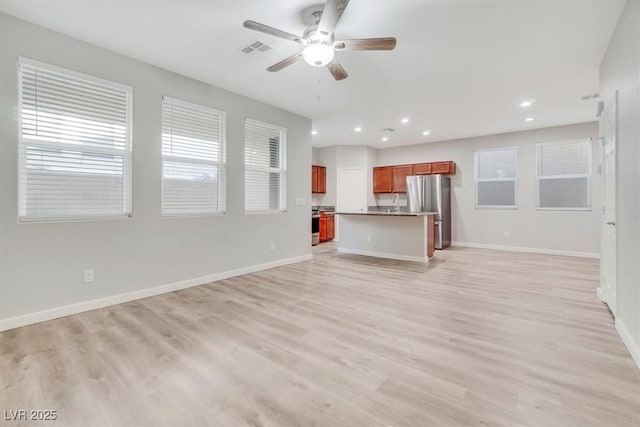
[474,206,518,210]
[536,208,592,212]
[162,212,226,219]
[18,214,132,224]
[245,210,288,215]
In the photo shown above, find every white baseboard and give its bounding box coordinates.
[451,241,599,259]
[338,248,429,263]
[596,287,607,302]
[616,319,640,371]
[0,254,313,333]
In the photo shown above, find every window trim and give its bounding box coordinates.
[535,138,592,212]
[474,146,518,210]
[244,117,287,214]
[17,57,133,223]
[160,96,227,218]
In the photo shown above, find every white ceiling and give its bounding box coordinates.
[0,0,624,148]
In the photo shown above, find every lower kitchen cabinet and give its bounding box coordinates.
[327,214,335,240]
[319,213,335,242]
[319,216,327,242]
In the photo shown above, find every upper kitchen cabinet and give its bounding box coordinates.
[412,163,432,175]
[374,161,457,193]
[373,167,393,193]
[431,161,456,175]
[374,165,413,193]
[312,165,326,193]
[392,165,413,193]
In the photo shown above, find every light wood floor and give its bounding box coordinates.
[1,244,639,426]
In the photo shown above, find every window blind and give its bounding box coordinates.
[475,147,518,208]
[536,139,591,209]
[244,119,287,213]
[18,58,132,222]
[162,97,226,215]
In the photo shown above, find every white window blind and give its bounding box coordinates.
[475,146,518,208]
[162,97,226,216]
[18,58,132,222]
[536,139,591,210]
[244,119,287,213]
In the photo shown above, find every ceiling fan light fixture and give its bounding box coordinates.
[302,42,335,67]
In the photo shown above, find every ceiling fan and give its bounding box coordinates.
[243,0,397,81]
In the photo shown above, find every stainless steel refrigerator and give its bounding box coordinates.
[406,175,451,249]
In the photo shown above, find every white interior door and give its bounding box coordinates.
[600,94,617,316]
[337,168,367,213]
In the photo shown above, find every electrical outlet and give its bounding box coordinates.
[83,269,95,283]
[367,234,372,242]
[503,232,509,238]
[270,242,276,251]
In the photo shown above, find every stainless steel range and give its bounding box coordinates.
[311,209,320,246]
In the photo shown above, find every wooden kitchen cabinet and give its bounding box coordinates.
[319,216,327,242]
[311,165,326,193]
[375,161,456,193]
[392,165,413,193]
[412,163,432,175]
[317,166,326,193]
[373,167,393,193]
[319,212,334,242]
[431,161,456,175]
[326,214,335,240]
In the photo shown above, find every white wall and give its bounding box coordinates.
[600,0,640,368]
[376,122,600,256]
[0,13,312,326]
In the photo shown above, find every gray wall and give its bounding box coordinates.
[377,122,601,256]
[600,0,640,364]
[0,13,312,322]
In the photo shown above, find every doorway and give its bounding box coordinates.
[337,168,367,213]
[599,93,617,316]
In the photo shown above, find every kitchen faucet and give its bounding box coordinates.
[392,193,400,212]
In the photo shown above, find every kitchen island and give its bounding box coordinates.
[335,211,437,262]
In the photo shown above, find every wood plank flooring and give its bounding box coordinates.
[1,244,639,426]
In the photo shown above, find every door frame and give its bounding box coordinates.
[597,92,617,315]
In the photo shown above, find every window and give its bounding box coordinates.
[18,58,132,222]
[244,119,287,213]
[475,146,518,208]
[536,139,592,210]
[162,97,226,216]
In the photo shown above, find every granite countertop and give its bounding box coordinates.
[335,211,438,216]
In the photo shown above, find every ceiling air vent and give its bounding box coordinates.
[381,128,396,133]
[240,39,276,61]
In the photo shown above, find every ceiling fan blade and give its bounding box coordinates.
[326,58,348,81]
[267,51,304,72]
[318,0,350,37]
[333,37,397,51]
[243,20,303,44]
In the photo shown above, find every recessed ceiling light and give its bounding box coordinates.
[520,100,535,108]
[381,137,389,142]
[422,130,431,136]
[354,127,362,132]
[311,130,317,135]
[524,117,535,122]
[401,118,410,124]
